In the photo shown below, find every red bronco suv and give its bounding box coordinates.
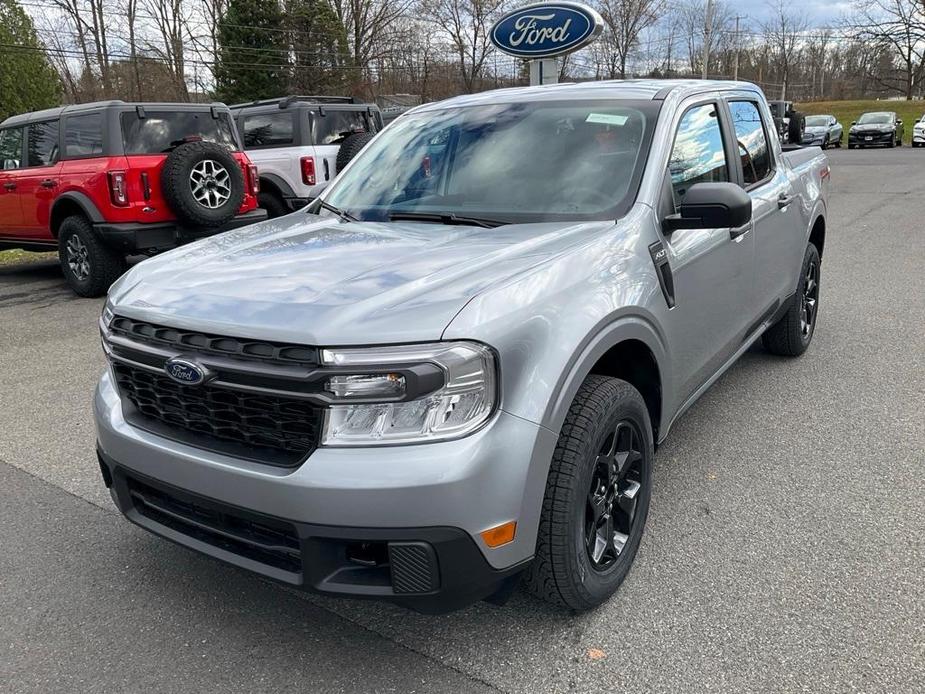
[0,101,266,296]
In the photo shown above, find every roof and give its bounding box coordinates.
[412,79,763,114]
[1,100,231,128]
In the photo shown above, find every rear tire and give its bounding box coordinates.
[524,375,653,611]
[258,191,289,219]
[762,243,821,357]
[57,215,125,297]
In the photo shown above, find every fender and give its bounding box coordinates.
[50,191,105,233]
[542,313,672,443]
[259,173,296,199]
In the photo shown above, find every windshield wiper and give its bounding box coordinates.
[388,211,505,228]
[314,199,358,222]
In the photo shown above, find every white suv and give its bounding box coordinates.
[232,96,382,216]
[913,114,925,148]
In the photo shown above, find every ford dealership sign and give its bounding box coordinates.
[490,2,604,59]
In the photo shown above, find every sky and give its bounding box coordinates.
[731,0,855,27]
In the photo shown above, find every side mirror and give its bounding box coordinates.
[851,121,857,125]
[897,119,903,125]
[664,182,753,233]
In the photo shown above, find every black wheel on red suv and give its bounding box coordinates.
[58,215,125,297]
[161,141,245,228]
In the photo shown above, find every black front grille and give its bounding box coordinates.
[109,316,319,366]
[113,362,322,465]
[126,474,303,576]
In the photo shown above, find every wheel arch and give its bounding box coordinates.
[50,192,104,237]
[808,213,825,259]
[543,316,669,444]
[259,173,295,200]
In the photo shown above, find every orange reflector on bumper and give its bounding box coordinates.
[480,521,516,548]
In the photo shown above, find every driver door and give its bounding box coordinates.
[659,100,756,402]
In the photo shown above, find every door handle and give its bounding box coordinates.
[2,182,15,191]
[777,193,796,209]
[40,179,57,189]
[730,221,752,240]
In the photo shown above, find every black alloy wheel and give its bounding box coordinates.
[585,420,644,570]
[800,255,819,339]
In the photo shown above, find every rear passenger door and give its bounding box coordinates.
[0,127,25,232]
[726,98,802,312]
[18,119,62,239]
[660,100,756,401]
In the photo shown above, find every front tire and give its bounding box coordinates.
[57,215,125,297]
[762,243,821,357]
[258,191,289,219]
[524,375,653,611]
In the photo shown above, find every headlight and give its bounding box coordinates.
[101,299,114,326]
[320,341,497,446]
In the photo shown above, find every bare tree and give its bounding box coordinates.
[143,0,191,100]
[761,0,808,100]
[50,0,112,96]
[331,0,414,76]
[596,0,665,78]
[422,0,509,92]
[847,0,925,99]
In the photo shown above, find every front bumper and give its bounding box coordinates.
[94,370,557,612]
[848,131,894,146]
[94,208,268,253]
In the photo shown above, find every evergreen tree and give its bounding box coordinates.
[287,0,349,95]
[214,0,287,103]
[0,0,61,120]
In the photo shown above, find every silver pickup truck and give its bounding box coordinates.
[95,80,830,614]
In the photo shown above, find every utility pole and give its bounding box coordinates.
[702,0,714,79]
[733,15,742,81]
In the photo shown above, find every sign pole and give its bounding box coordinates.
[530,58,559,86]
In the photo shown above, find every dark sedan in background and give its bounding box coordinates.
[802,115,842,148]
[848,111,904,148]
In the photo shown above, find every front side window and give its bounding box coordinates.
[27,121,59,167]
[121,112,238,154]
[312,110,375,146]
[0,128,23,169]
[669,104,728,204]
[729,101,772,186]
[242,112,294,147]
[64,113,104,158]
[322,100,656,224]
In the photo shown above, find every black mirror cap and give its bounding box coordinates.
[666,182,753,232]
[851,121,857,125]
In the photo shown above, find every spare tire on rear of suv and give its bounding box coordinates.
[161,141,244,228]
[336,132,375,173]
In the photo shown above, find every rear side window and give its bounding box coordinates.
[64,113,104,158]
[242,112,294,147]
[669,104,728,204]
[27,120,60,167]
[121,111,238,154]
[312,110,375,145]
[729,101,772,186]
[0,128,23,169]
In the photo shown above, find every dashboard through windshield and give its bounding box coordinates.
[322,100,660,225]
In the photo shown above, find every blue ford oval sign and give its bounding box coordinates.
[491,2,604,59]
[164,357,209,386]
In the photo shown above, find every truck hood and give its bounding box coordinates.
[109,212,613,344]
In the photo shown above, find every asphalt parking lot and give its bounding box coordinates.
[1,147,923,693]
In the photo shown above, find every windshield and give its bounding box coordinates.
[805,116,830,127]
[857,113,892,125]
[322,101,656,224]
[121,111,239,154]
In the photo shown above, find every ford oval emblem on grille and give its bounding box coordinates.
[164,357,209,386]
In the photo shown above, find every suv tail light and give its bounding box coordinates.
[300,156,316,186]
[108,171,129,206]
[246,164,260,195]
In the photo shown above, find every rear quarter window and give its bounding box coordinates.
[64,113,104,158]
[27,121,60,167]
[242,112,294,147]
[121,111,238,154]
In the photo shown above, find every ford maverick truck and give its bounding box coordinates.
[95,80,829,613]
